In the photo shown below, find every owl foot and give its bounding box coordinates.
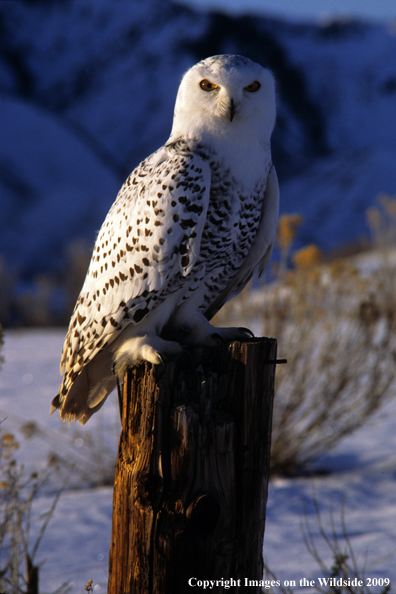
[208,326,254,345]
[210,328,253,346]
[181,315,254,347]
[112,334,183,378]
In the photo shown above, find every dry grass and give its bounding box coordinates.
[25,419,118,490]
[0,426,72,594]
[265,496,392,594]
[214,201,396,475]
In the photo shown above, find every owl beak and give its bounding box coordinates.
[229,98,236,122]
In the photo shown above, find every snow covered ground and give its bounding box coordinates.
[0,329,395,593]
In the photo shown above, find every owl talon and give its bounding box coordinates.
[239,327,254,338]
[211,333,226,346]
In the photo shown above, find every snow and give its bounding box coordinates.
[266,408,396,589]
[0,330,120,592]
[1,330,395,592]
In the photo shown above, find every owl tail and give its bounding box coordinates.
[50,350,116,425]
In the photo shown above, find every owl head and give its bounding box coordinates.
[171,54,276,144]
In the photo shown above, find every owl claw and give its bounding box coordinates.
[211,333,226,346]
[239,327,254,338]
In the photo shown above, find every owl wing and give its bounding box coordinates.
[60,145,211,377]
[205,165,279,320]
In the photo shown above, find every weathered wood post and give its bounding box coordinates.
[108,338,277,594]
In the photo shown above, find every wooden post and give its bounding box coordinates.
[108,338,277,594]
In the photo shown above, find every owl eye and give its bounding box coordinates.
[244,80,261,92]
[200,79,219,92]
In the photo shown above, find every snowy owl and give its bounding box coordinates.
[51,54,279,424]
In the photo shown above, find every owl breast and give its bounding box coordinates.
[161,142,271,317]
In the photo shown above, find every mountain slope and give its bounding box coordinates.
[1,0,396,321]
